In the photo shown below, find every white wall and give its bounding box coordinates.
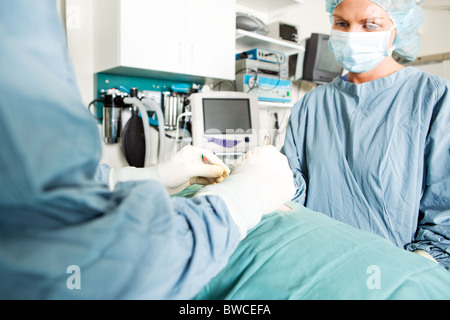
[64,0,94,106]
[417,0,450,57]
[269,1,331,41]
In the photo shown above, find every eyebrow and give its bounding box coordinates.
[332,14,387,22]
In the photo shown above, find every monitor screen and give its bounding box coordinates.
[203,98,252,134]
[302,33,343,83]
[317,37,342,73]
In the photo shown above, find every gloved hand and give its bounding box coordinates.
[158,145,230,194]
[195,145,296,239]
[109,146,230,195]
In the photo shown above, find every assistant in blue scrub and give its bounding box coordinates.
[283,0,450,269]
[0,1,295,299]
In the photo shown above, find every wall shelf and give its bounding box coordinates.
[406,52,450,66]
[236,29,305,55]
[258,101,294,108]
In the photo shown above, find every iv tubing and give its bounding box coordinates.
[141,98,166,164]
[175,112,192,148]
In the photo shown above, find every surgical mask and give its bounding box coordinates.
[328,26,396,73]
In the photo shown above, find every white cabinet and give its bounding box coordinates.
[93,0,236,81]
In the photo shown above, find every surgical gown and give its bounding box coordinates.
[0,1,240,299]
[283,68,450,269]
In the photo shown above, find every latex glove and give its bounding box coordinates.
[158,145,230,194]
[195,145,296,239]
[109,146,230,195]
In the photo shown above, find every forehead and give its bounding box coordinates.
[333,0,390,20]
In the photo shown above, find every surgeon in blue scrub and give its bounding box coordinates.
[0,1,295,299]
[283,0,450,270]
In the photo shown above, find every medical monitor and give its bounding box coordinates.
[190,91,260,157]
[302,33,343,83]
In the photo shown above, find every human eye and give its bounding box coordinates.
[364,23,380,31]
[333,20,348,29]
[364,19,383,31]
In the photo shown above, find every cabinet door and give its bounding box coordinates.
[120,0,186,74]
[184,0,235,80]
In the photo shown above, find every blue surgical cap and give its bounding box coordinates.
[325,0,425,62]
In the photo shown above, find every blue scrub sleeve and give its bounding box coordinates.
[0,179,240,299]
[406,84,450,270]
[94,164,112,185]
[282,102,308,205]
